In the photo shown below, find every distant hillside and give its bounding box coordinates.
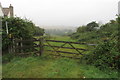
[41,25,76,30]
[45,27,76,36]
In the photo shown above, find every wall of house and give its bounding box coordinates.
[7,11,11,18]
[119,1,120,15]
[0,6,3,17]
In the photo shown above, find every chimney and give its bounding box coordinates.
[9,4,14,17]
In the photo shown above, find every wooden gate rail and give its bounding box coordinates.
[13,38,44,56]
[44,39,90,56]
[46,40,86,44]
[44,45,88,51]
[46,40,97,46]
[46,50,82,55]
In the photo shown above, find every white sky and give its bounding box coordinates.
[0,0,120,27]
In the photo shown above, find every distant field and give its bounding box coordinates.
[48,36,76,41]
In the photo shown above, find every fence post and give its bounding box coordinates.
[39,37,43,56]
[12,38,15,53]
[8,38,12,53]
[20,38,23,53]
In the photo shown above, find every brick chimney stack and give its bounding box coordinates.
[9,4,14,17]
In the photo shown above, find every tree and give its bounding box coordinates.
[110,20,116,24]
[77,26,87,33]
[33,26,44,36]
[86,21,99,31]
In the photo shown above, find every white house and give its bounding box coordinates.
[0,3,4,17]
[118,1,120,15]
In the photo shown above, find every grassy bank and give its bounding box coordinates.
[2,55,118,78]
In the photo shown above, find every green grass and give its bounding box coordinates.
[0,65,2,79]
[2,55,118,78]
[3,36,118,78]
[49,36,77,41]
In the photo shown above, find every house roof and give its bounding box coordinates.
[2,8,10,16]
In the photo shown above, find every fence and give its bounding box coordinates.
[9,37,97,58]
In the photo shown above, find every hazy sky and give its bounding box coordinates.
[1,0,120,27]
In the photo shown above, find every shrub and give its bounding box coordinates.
[81,39,119,70]
[2,17,44,53]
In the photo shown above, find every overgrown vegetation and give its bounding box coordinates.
[71,17,119,70]
[2,16,119,78]
[2,17,44,53]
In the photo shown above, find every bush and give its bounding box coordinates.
[2,17,44,53]
[81,39,119,70]
[2,53,16,63]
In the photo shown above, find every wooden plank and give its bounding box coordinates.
[15,38,40,42]
[46,50,83,55]
[15,38,97,46]
[46,40,97,46]
[15,46,34,49]
[15,39,33,42]
[44,45,87,51]
[46,40,86,44]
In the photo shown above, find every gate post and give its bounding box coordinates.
[39,37,43,56]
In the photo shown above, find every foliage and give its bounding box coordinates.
[2,53,16,63]
[71,17,119,70]
[70,19,118,43]
[33,26,44,36]
[2,17,44,52]
[86,21,99,31]
[81,39,119,70]
[76,26,87,33]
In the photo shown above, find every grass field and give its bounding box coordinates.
[2,55,118,78]
[2,36,118,78]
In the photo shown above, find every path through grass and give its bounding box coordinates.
[2,55,118,78]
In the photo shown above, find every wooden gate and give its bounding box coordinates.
[13,37,96,59]
[43,39,96,59]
